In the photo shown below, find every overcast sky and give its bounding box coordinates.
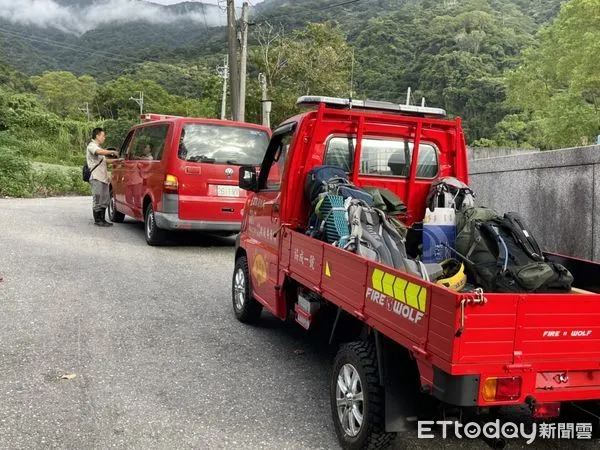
[153,0,214,3]
[0,0,264,33]
[152,0,263,4]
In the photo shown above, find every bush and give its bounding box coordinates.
[0,148,33,197]
[31,165,90,197]
[0,151,91,198]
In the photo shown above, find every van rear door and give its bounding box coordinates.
[173,122,270,221]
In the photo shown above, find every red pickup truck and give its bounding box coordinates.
[232,96,600,449]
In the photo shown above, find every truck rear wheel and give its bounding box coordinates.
[232,256,263,323]
[331,341,396,450]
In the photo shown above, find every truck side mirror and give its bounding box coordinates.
[239,166,258,192]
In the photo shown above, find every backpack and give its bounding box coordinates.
[455,207,573,293]
[314,194,351,245]
[362,186,407,216]
[305,165,373,239]
[426,177,475,212]
[305,165,373,206]
[343,200,442,281]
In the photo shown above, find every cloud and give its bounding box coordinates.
[0,0,226,34]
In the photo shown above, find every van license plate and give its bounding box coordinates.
[217,185,240,197]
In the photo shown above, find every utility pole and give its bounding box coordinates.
[238,1,249,122]
[227,0,240,121]
[258,73,271,129]
[130,91,144,116]
[80,102,90,121]
[217,55,229,120]
[349,48,355,99]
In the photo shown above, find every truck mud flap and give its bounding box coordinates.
[432,366,479,407]
[379,335,427,432]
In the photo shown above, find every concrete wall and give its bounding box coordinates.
[467,147,540,160]
[468,145,600,261]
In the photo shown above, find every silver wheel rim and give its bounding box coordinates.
[146,209,153,238]
[108,197,115,218]
[336,363,364,438]
[233,267,246,311]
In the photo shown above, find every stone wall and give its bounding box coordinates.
[468,145,600,261]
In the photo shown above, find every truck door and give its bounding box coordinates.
[246,123,296,317]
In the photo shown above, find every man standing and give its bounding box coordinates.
[87,128,118,227]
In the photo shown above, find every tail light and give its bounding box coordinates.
[482,377,521,402]
[164,174,178,192]
[533,402,561,418]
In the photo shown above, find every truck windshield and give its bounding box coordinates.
[325,136,439,178]
[178,123,270,165]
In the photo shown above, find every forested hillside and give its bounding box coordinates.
[0,0,568,142]
[1,0,599,197]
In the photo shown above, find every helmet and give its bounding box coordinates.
[436,259,467,292]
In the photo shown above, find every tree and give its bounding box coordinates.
[253,22,351,126]
[506,0,600,148]
[31,71,98,119]
[95,76,215,120]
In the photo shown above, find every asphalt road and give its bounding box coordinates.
[0,197,597,450]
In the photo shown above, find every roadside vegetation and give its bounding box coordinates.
[0,0,598,197]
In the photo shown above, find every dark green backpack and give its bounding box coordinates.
[455,207,573,293]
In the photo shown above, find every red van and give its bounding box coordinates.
[108,114,271,245]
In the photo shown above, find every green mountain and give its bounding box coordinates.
[0,0,567,142]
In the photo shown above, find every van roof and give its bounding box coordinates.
[138,114,271,133]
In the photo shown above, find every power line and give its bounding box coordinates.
[0,26,140,64]
[253,0,361,24]
[200,3,211,32]
[319,0,361,11]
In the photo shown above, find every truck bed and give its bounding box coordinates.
[281,229,600,405]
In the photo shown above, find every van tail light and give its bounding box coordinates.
[164,174,178,192]
[482,377,522,402]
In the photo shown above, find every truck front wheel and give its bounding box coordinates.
[232,256,263,323]
[331,341,396,450]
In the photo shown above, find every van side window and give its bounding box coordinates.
[258,124,296,191]
[119,131,135,158]
[324,136,439,179]
[130,125,170,161]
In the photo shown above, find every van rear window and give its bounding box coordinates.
[178,124,270,165]
[325,136,439,178]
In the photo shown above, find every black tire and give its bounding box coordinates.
[108,190,125,223]
[144,203,167,246]
[331,341,396,450]
[232,256,263,323]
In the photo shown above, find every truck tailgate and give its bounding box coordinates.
[456,291,600,366]
[515,292,600,362]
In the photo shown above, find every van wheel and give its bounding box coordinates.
[108,191,125,223]
[331,341,396,450]
[232,256,263,323]
[144,203,167,246]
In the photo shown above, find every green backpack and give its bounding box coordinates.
[455,207,573,293]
